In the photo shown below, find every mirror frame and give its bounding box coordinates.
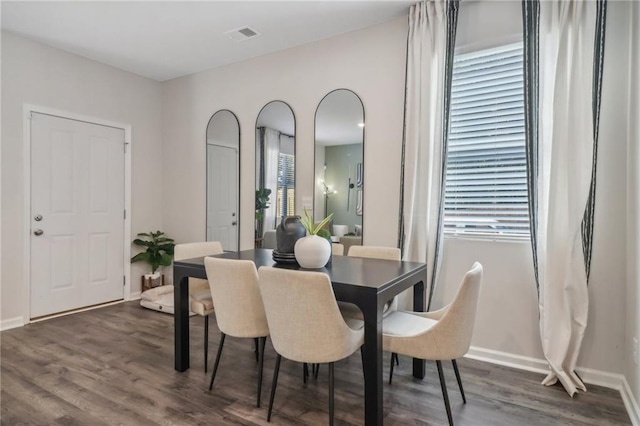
[313,88,365,243]
[254,100,297,245]
[205,109,241,250]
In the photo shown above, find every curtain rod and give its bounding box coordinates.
[256,126,294,139]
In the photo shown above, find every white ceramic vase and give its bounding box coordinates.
[294,235,331,268]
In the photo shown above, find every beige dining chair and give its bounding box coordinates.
[258,267,364,425]
[204,257,270,407]
[383,262,483,426]
[331,243,345,256]
[174,241,223,372]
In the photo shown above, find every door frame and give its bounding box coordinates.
[22,104,132,323]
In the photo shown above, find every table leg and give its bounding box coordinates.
[174,272,190,372]
[412,280,426,379]
[360,297,384,426]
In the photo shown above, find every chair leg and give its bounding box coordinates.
[303,363,309,384]
[209,332,226,391]
[436,360,454,426]
[451,359,466,404]
[312,363,319,379]
[254,338,259,362]
[267,354,282,422]
[393,352,399,366]
[204,316,209,373]
[389,352,395,385]
[257,337,266,408]
[328,362,335,426]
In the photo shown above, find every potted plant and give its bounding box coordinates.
[131,231,175,291]
[255,188,272,243]
[294,208,334,268]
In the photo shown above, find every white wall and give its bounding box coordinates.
[625,0,640,408]
[1,32,164,325]
[162,17,407,249]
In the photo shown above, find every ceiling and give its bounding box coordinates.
[1,1,413,82]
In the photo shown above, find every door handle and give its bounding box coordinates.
[231,222,237,226]
[33,229,44,236]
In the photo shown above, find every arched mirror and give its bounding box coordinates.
[255,101,296,248]
[314,89,364,250]
[206,110,240,251]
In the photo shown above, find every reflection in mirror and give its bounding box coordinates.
[206,110,240,251]
[255,101,296,248]
[314,89,364,252]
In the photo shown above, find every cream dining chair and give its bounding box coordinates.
[174,241,223,372]
[204,257,270,407]
[331,243,345,256]
[383,262,483,426]
[258,267,364,425]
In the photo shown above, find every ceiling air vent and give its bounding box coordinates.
[224,26,261,42]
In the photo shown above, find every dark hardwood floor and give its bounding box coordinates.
[0,302,631,425]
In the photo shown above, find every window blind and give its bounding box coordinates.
[443,43,530,239]
[276,153,295,217]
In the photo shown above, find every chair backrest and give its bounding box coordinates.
[204,257,269,338]
[331,243,345,256]
[174,241,223,261]
[348,245,401,261]
[430,262,483,359]
[258,267,362,364]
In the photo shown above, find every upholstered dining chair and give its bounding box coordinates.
[338,245,402,321]
[204,257,270,407]
[383,262,483,426]
[174,241,223,372]
[331,243,345,256]
[258,267,364,425]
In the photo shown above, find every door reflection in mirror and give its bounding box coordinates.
[206,110,240,251]
[314,89,364,247]
[255,101,296,248]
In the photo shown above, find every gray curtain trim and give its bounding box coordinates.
[428,0,459,310]
[522,0,541,292]
[397,8,413,252]
[581,0,607,283]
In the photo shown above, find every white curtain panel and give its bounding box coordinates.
[538,0,597,396]
[401,0,449,304]
[263,127,280,231]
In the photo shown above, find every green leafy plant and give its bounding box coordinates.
[317,228,332,242]
[131,231,175,274]
[300,207,334,236]
[255,188,272,221]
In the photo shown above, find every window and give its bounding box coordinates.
[443,43,530,239]
[276,153,295,217]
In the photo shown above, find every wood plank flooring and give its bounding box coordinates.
[0,302,631,425]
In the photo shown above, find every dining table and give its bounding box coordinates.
[173,248,428,426]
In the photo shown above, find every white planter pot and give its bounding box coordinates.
[294,235,331,268]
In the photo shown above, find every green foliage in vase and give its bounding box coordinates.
[300,207,334,236]
[317,229,332,242]
[131,231,175,274]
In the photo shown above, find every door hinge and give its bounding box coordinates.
[123,209,126,220]
[123,276,126,286]
[124,142,129,153]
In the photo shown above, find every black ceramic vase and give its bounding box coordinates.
[276,216,306,254]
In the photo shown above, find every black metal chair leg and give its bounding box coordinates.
[204,316,209,373]
[254,338,259,362]
[257,337,266,408]
[389,352,395,384]
[393,352,399,366]
[329,362,335,426]
[303,363,309,384]
[209,332,226,391]
[452,359,466,403]
[267,354,282,422]
[315,364,320,379]
[436,360,454,426]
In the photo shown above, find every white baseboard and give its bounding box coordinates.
[0,317,25,331]
[129,291,141,300]
[466,346,640,425]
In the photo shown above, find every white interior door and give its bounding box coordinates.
[30,113,125,318]
[207,144,238,251]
